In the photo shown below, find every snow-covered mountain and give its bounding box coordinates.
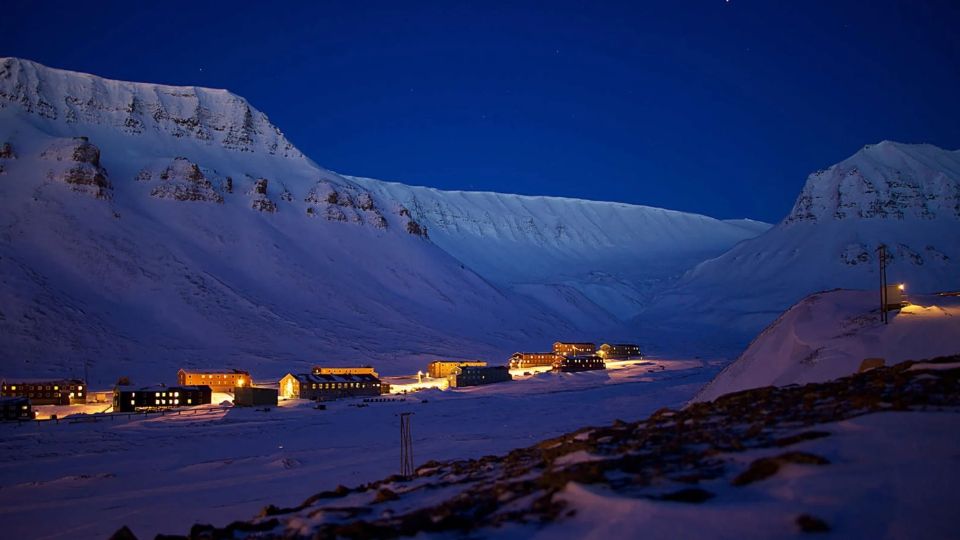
[349,176,770,320]
[637,141,960,352]
[692,289,960,403]
[0,58,766,382]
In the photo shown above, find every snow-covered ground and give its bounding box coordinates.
[693,290,960,402]
[533,411,960,539]
[0,358,716,539]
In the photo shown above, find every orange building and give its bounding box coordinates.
[508,352,560,369]
[177,369,251,393]
[598,343,642,360]
[312,366,379,377]
[553,342,596,357]
[427,361,487,379]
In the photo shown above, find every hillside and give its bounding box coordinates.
[0,58,765,382]
[350,176,769,319]
[150,357,960,540]
[692,289,960,403]
[636,141,960,351]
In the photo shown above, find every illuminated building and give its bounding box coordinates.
[598,343,642,360]
[427,360,487,379]
[177,369,251,393]
[113,385,212,412]
[312,366,379,377]
[508,352,560,369]
[553,355,606,373]
[279,373,383,400]
[553,342,597,357]
[0,378,86,405]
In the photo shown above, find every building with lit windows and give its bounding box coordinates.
[598,343,643,360]
[0,378,86,405]
[113,385,212,412]
[279,373,383,400]
[508,352,560,369]
[447,365,512,388]
[177,369,251,393]
[427,360,487,378]
[553,342,597,357]
[1,396,33,420]
[553,355,606,373]
[312,366,379,377]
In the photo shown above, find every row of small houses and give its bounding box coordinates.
[0,342,642,419]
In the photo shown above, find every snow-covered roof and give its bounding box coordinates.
[287,373,380,383]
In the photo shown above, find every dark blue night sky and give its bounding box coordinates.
[3,1,958,222]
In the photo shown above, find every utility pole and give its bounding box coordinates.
[399,412,414,478]
[877,243,888,324]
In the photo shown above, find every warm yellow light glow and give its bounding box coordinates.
[237,378,245,387]
[898,283,905,291]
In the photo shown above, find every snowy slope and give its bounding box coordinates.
[0,57,766,382]
[0,58,574,381]
[692,289,960,402]
[637,141,960,351]
[350,176,770,319]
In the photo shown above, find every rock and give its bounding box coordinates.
[655,488,715,503]
[796,514,830,533]
[40,137,112,199]
[150,157,223,203]
[254,178,268,195]
[225,176,233,193]
[0,142,14,159]
[252,198,277,213]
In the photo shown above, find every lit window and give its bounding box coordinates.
[11,386,15,391]
[174,399,179,405]
[187,398,192,404]
[174,392,179,397]
[155,392,160,396]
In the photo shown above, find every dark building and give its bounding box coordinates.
[280,373,383,400]
[553,342,596,357]
[508,352,560,369]
[113,385,212,412]
[447,365,512,388]
[0,378,86,405]
[553,355,606,373]
[234,386,279,407]
[598,343,643,360]
[1,396,33,421]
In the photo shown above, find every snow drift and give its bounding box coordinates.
[692,289,960,403]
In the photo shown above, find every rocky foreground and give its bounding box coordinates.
[116,356,960,540]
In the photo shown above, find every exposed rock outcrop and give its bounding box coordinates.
[0,57,301,157]
[304,180,387,227]
[40,136,111,199]
[250,178,277,213]
[397,204,428,238]
[144,157,223,203]
[0,142,14,159]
